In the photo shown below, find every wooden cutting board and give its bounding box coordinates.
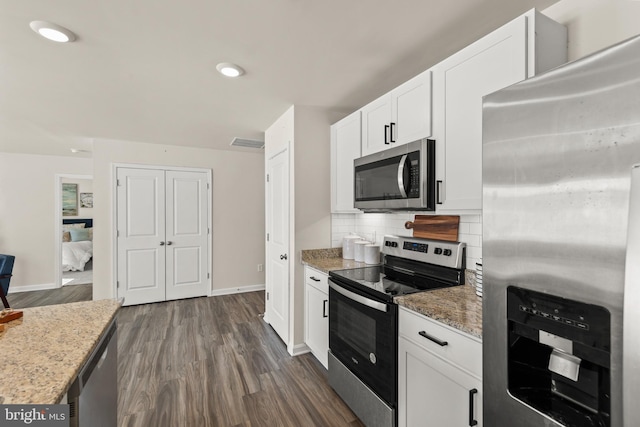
[404,215,460,242]
[0,309,23,324]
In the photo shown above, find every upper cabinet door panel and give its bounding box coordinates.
[361,94,392,156]
[391,70,432,145]
[435,16,527,212]
[331,111,361,213]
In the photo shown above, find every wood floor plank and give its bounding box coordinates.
[7,284,92,308]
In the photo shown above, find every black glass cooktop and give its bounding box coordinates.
[329,266,429,302]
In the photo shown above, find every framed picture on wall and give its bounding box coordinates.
[80,192,93,208]
[62,183,78,216]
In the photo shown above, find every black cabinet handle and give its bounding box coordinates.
[280,254,288,260]
[436,180,443,205]
[418,331,448,347]
[310,276,321,282]
[384,124,390,144]
[323,300,328,318]
[469,388,478,426]
[390,122,396,143]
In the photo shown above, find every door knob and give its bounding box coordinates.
[160,241,165,246]
[280,254,288,260]
[167,241,173,246]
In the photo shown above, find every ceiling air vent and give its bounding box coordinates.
[230,137,264,149]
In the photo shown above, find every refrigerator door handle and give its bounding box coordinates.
[623,164,640,427]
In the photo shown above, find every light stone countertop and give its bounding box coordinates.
[301,250,482,338]
[301,248,372,273]
[394,284,482,338]
[0,299,121,404]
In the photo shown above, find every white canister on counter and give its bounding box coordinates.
[343,235,361,259]
[364,244,381,265]
[354,240,370,262]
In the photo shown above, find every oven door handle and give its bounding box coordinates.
[397,154,409,198]
[329,282,388,313]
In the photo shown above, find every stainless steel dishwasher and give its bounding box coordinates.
[68,318,118,427]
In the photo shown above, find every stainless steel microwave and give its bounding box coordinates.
[354,138,435,211]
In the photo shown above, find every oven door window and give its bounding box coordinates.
[335,297,377,359]
[329,285,397,406]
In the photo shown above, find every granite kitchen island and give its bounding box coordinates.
[0,299,121,404]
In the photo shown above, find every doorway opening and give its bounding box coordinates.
[55,174,94,288]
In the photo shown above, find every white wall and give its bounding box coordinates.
[0,153,92,289]
[292,106,333,347]
[544,0,640,61]
[92,139,265,300]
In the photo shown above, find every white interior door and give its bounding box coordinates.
[165,170,209,301]
[117,168,166,305]
[265,147,290,344]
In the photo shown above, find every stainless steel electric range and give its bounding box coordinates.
[328,235,466,427]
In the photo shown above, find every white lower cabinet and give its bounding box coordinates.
[398,307,482,427]
[304,266,329,368]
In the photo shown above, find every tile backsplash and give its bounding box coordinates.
[331,213,482,269]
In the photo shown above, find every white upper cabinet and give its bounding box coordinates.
[330,9,566,215]
[331,111,361,213]
[391,70,432,146]
[361,70,432,156]
[361,93,392,156]
[432,10,567,213]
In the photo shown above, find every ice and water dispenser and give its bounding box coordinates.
[507,287,611,427]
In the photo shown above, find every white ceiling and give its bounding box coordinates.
[0,0,559,157]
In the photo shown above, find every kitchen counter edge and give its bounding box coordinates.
[0,299,122,405]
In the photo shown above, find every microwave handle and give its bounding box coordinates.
[397,154,409,198]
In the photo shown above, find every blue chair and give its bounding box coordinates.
[0,254,15,308]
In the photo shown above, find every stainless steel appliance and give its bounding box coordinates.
[482,34,640,427]
[354,139,435,212]
[328,235,465,427]
[68,319,118,427]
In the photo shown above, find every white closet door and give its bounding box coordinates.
[165,170,209,301]
[265,147,290,344]
[117,168,167,305]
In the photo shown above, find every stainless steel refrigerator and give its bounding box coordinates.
[482,34,640,427]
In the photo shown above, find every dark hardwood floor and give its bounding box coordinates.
[117,291,364,427]
[7,284,92,308]
[9,286,364,426]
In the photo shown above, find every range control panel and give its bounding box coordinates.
[382,235,465,269]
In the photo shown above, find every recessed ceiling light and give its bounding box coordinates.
[70,148,91,154]
[216,63,245,78]
[29,21,77,43]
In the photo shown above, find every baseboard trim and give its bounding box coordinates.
[8,282,58,294]
[209,284,265,297]
[290,343,311,357]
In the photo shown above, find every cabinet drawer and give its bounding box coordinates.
[399,307,482,376]
[305,267,328,294]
